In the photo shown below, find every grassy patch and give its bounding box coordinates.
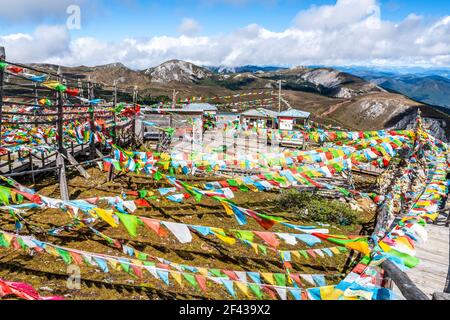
[277,189,359,226]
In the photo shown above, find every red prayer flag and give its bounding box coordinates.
[254,231,280,248]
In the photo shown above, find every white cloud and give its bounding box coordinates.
[177,18,202,36]
[0,0,449,69]
[0,25,70,62]
[294,0,380,30]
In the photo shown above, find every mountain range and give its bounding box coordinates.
[25,59,450,141]
[333,66,450,110]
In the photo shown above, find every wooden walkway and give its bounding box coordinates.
[393,211,450,299]
[0,143,90,175]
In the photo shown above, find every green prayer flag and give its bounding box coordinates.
[249,283,263,299]
[183,273,199,290]
[273,274,286,287]
[209,269,224,277]
[17,237,27,250]
[338,187,351,197]
[117,212,139,237]
[120,262,131,273]
[238,185,249,192]
[112,160,122,171]
[138,190,147,199]
[56,248,73,264]
[115,103,125,114]
[258,244,267,255]
[227,180,239,187]
[0,186,11,205]
[154,171,162,181]
[386,249,420,268]
[256,212,285,223]
[165,128,175,137]
[137,251,148,261]
[299,250,309,259]
[55,84,67,92]
[0,233,9,248]
[234,230,254,242]
[360,255,371,265]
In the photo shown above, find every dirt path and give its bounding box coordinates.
[320,100,351,117]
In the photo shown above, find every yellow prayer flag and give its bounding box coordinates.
[261,273,275,285]
[170,271,184,287]
[292,251,301,260]
[235,282,250,298]
[91,208,119,228]
[320,285,337,300]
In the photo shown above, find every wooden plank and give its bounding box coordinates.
[66,152,91,179]
[56,153,69,201]
[95,148,104,159]
[395,223,450,298]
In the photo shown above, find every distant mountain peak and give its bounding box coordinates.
[144,60,213,84]
[206,65,287,74]
[94,62,127,69]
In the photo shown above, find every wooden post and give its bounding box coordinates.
[29,153,35,185]
[132,86,137,146]
[0,47,5,148]
[88,78,96,160]
[57,67,64,153]
[7,152,12,172]
[57,67,69,200]
[33,83,38,128]
[112,80,118,144]
[78,78,84,98]
[57,153,69,201]
[107,81,118,182]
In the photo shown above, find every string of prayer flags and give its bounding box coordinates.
[38,98,53,107]
[42,80,67,92]
[0,228,340,299]
[312,233,371,256]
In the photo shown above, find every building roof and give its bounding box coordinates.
[279,109,311,118]
[184,103,218,112]
[241,108,279,118]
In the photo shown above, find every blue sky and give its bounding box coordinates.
[0,0,449,68]
[90,0,450,40]
[2,0,449,39]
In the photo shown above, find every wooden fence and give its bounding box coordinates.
[0,46,139,199]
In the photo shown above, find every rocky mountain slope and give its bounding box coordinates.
[205,65,286,74]
[144,60,213,84]
[28,60,450,141]
[336,67,450,111]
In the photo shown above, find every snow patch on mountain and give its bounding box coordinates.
[300,69,343,88]
[359,99,409,120]
[145,60,212,83]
